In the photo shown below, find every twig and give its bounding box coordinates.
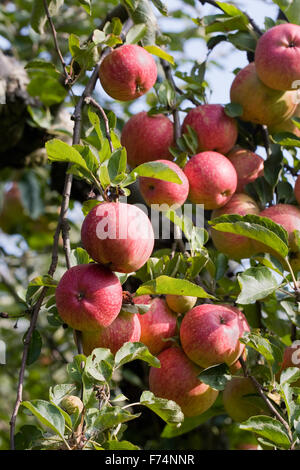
[261,125,271,159]
[43,0,72,84]
[84,96,114,153]
[239,356,293,445]
[160,59,181,142]
[198,0,263,36]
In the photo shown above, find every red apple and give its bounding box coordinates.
[180,304,249,368]
[230,63,297,126]
[295,174,300,205]
[277,344,300,385]
[165,294,197,314]
[139,159,189,210]
[121,111,174,168]
[255,23,300,91]
[134,295,177,356]
[99,44,157,101]
[226,147,264,193]
[211,193,260,260]
[81,202,154,273]
[223,376,270,422]
[80,311,141,356]
[182,104,238,154]
[183,151,237,209]
[149,346,219,417]
[259,204,300,252]
[55,264,123,331]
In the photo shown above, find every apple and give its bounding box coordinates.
[61,396,83,415]
[255,23,300,91]
[269,105,300,138]
[149,346,219,417]
[183,151,237,209]
[226,147,264,193]
[211,193,260,260]
[295,174,300,205]
[223,376,270,422]
[259,204,300,252]
[55,263,123,331]
[121,111,174,168]
[277,344,300,386]
[80,311,141,356]
[180,304,249,368]
[230,63,297,126]
[134,295,177,356]
[139,159,189,210]
[81,202,154,273]
[99,44,157,101]
[229,350,247,375]
[181,104,238,154]
[165,294,197,314]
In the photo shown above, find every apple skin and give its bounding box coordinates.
[55,264,123,331]
[230,63,297,126]
[139,160,189,210]
[295,174,300,205]
[81,202,154,273]
[226,147,264,193]
[180,304,250,368]
[255,23,300,91]
[269,105,300,138]
[165,295,197,314]
[99,44,157,101]
[149,346,219,417]
[211,193,260,260]
[181,104,238,154]
[134,295,177,356]
[183,151,237,209]
[277,345,300,386]
[80,311,141,356]
[259,204,300,252]
[121,111,174,168]
[223,376,270,422]
[61,396,83,415]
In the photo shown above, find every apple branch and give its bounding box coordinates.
[239,356,293,445]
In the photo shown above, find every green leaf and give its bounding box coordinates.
[107,148,127,183]
[280,367,300,386]
[126,23,148,44]
[210,213,289,258]
[26,329,42,366]
[103,440,140,450]
[21,400,65,439]
[46,139,89,170]
[14,425,44,450]
[29,275,58,288]
[228,31,257,52]
[72,247,90,265]
[198,364,232,391]
[280,382,300,426]
[272,0,300,25]
[224,102,243,117]
[151,0,168,15]
[114,342,160,369]
[144,45,174,65]
[136,275,215,299]
[84,348,115,383]
[93,406,140,431]
[237,267,280,304]
[241,332,281,365]
[140,391,184,424]
[27,76,67,106]
[215,1,248,18]
[49,384,77,405]
[240,416,291,449]
[132,161,182,183]
[79,0,91,14]
[272,132,300,147]
[81,200,101,217]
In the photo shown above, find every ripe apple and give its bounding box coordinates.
[211,193,260,260]
[259,204,300,252]
[99,44,157,101]
[181,104,238,154]
[149,346,219,417]
[226,147,264,193]
[80,311,141,356]
[277,344,300,386]
[255,23,300,91]
[183,151,237,209]
[121,111,174,168]
[139,159,189,210]
[230,63,297,126]
[223,376,270,422]
[165,294,197,314]
[134,295,177,356]
[55,264,123,331]
[81,202,154,273]
[180,304,249,368]
[295,174,300,205]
